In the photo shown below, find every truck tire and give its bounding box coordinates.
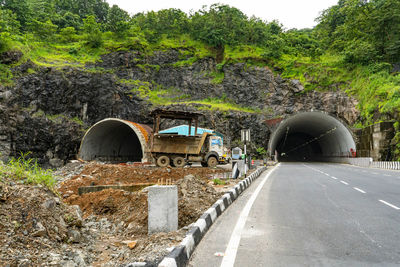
[173,156,185,168]
[207,156,218,168]
[156,156,170,167]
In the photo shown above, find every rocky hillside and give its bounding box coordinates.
[0,48,359,166]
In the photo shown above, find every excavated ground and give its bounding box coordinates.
[1,161,239,266]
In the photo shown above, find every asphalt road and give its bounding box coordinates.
[188,162,400,267]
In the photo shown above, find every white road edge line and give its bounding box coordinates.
[353,187,366,194]
[340,180,349,185]
[379,200,400,210]
[220,164,280,267]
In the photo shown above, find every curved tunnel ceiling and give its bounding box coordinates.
[78,118,151,163]
[268,112,356,161]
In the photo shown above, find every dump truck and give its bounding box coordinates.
[148,109,223,167]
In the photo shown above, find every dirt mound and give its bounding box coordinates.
[177,174,223,227]
[0,178,88,266]
[53,162,228,265]
[67,188,148,235]
[60,163,225,231]
[58,162,225,197]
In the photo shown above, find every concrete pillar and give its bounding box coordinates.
[148,185,178,235]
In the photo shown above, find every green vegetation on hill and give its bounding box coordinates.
[1,0,400,156]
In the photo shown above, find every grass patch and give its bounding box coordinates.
[0,152,56,191]
[32,110,85,126]
[154,35,212,58]
[225,45,266,62]
[274,54,352,92]
[209,71,225,84]
[182,97,261,113]
[0,63,14,85]
[213,178,226,185]
[120,79,189,106]
[25,41,105,68]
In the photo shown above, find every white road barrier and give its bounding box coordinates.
[327,157,400,170]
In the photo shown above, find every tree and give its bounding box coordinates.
[93,0,109,24]
[28,0,56,22]
[0,0,32,30]
[83,15,103,48]
[54,0,109,22]
[284,29,321,58]
[189,4,247,62]
[315,0,400,64]
[244,17,270,46]
[0,8,20,51]
[131,8,189,42]
[155,8,189,37]
[105,4,130,37]
[0,8,20,33]
[54,11,81,29]
[28,19,58,41]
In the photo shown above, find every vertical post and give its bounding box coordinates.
[188,119,192,135]
[194,118,198,135]
[244,141,247,178]
[155,115,160,133]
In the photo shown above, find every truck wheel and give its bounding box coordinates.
[173,156,185,168]
[156,156,170,167]
[207,156,218,168]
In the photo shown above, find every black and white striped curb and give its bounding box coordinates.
[158,166,268,267]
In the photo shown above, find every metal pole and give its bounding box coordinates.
[244,141,247,178]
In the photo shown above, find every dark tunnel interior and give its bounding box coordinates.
[79,119,143,163]
[277,132,323,161]
[269,112,356,162]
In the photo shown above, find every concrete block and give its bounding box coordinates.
[148,185,178,235]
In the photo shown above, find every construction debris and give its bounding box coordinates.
[0,160,243,265]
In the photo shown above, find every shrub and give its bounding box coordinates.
[0,32,11,52]
[83,16,103,48]
[59,27,78,43]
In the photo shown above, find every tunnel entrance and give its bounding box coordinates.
[78,118,151,163]
[268,112,356,162]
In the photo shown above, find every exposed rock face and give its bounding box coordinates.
[0,49,360,164]
[0,105,83,166]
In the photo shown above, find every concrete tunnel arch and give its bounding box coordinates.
[268,112,356,161]
[78,118,152,163]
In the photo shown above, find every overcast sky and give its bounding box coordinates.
[105,0,338,29]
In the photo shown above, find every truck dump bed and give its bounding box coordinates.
[150,132,210,155]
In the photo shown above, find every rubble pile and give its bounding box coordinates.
[0,177,93,266]
[1,162,230,266]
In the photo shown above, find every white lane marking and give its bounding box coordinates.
[340,180,349,185]
[379,200,400,210]
[330,176,338,180]
[372,172,379,175]
[353,187,366,194]
[383,174,391,177]
[220,164,279,267]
